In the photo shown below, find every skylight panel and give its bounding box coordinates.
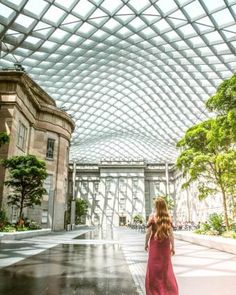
[24,0,48,17]
[77,22,96,36]
[177,24,197,37]
[24,35,42,46]
[157,0,178,15]
[164,30,180,41]
[72,0,95,19]
[128,0,150,13]
[203,0,226,13]
[189,36,205,47]
[213,43,230,53]
[212,9,235,28]
[184,1,206,20]
[54,0,76,10]
[50,28,69,41]
[43,5,65,25]
[204,31,224,44]
[197,46,213,56]
[152,19,170,33]
[41,40,58,50]
[128,17,146,31]
[103,18,121,31]
[100,0,123,14]
[89,8,107,22]
[14,14,35,28]
[2,0,25,11]
[93,29,109,39]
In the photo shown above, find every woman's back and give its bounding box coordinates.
[145,197,178,295]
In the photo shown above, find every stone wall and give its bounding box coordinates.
[69,162,172,227]
[69,162,225,226]
[0,71,74,230]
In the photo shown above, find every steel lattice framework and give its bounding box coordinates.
[0,0,236,163]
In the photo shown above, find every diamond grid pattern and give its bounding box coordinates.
[0,0,236,163]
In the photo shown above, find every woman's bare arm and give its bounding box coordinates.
[145,225,152,251]
[170,228,175,255]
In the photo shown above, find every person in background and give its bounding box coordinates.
[145,197,178,295]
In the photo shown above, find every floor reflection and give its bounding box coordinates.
[76,227,118,241]
[0,229,138,295]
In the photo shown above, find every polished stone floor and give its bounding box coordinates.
[1,227,236,295]
[0,228,137,295]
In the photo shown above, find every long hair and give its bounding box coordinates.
[154,197,172,240]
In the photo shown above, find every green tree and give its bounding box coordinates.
[206,73,236,114]
[0,132,9,148]
[75,198,88,224]
[206,73,236,221]
[133,214,144,224]
[206,73,236,142]
[162,195,175,211]
[177,73,236,230]
[2,155,48,221]
[176,118,236,230]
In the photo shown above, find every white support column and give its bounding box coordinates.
[70,161,76,229]
[165,162,170,196]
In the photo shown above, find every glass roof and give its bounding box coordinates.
[0,0,236,163]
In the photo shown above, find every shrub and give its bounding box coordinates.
[133,214,144,224]
[0,209,8,229]
[2,225,16,232]
[229,223,236,231]
[222,231,236,239]
[75,198,89,224]
[208,213,225,234]
[16,226,28,231]
[28,221,41,230]
[194,229,204,234]
[205,229,219,236]
[200,221,211,232]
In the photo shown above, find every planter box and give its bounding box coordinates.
[175,231,236,255]
[0,229,51,241]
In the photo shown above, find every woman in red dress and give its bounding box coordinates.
[145,197,178,295]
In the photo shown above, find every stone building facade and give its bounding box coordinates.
[0,70,74,230]
[68,160,224,227]
[68,161,175,227]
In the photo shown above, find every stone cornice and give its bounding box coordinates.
[0,71,75,132]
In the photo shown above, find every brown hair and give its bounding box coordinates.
[153,197,172,240]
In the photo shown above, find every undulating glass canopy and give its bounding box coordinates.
[0,0,236,163]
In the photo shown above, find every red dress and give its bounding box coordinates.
[145,219,178,295]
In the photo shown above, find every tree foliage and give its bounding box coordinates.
[206,74,236,114]
[133,214,144,224]
[0,132,9,148]
[75,198,88,224]
[161,195,174,211]
[176,73,236,230]
[2,155,48,220]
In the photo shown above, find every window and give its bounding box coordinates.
[94,181,99,192]
[46,138,55,159]
[42,210,48,224]
[66,146,69,166]
[17,121,27,150]
[119,178,126,193]
[81,181,88,195]
[44,174,53,195]
[11,206,18,224]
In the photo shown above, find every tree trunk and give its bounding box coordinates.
[19,191,25,220]
[220,184,229,230]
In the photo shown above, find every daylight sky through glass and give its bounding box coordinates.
[0,0,236,163]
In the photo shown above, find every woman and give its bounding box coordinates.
[145,197,178,295]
